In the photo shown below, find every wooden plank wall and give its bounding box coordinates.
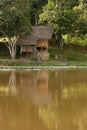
[36,40,48,48]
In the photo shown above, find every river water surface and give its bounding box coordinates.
[0,69,87,130]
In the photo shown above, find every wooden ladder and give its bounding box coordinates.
[32,46,43,61]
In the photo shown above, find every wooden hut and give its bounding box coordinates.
[17,26,53,60]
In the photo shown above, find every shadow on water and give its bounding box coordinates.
[0,69,87,130]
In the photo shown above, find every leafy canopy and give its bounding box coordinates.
[39,0,87,46]
[0,0,31,37]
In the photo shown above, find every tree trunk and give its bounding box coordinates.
[6,36,18,59]
[10,46,16,59]
[35,12,38,25]
[59,34,64,48]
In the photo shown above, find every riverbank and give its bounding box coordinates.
[0,45,87,69]
[1,66,87,70]
[0,60,87,70]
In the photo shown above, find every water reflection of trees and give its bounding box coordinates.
[0,70,87,130]
[49,70,87,99]
[0,93,48,130]
[19,69,87,130]
[0,70,50,130]
[38,70,87,130]
[8,71,17,96]
[0,71,17,96]
[38,99,87,130]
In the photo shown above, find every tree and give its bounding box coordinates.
[39,0,87,47]
[70,0,87,46]
[30,0,48,25]
[0,0,31,59]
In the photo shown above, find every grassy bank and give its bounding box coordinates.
[49,47,87,62]
[0,43,87,66]
[0,59,87,67]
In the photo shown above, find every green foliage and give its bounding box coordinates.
[39,0,87,47]
[0,0,32,59]
[71,35,87,47]
[30,0,47,25]
[39,1,56,26]
[0,0,31,37]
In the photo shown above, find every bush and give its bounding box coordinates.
[71,35,87,47]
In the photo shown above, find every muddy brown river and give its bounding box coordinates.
[0,69,87,130]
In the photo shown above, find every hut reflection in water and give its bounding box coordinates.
[20,70,52,105]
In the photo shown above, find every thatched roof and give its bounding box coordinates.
[17,26,53,45]
[32,26,53,40]
[17,35,37,45]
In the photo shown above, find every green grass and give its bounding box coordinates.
[49,47,87,62]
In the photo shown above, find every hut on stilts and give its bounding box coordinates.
[17,26,53,60]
